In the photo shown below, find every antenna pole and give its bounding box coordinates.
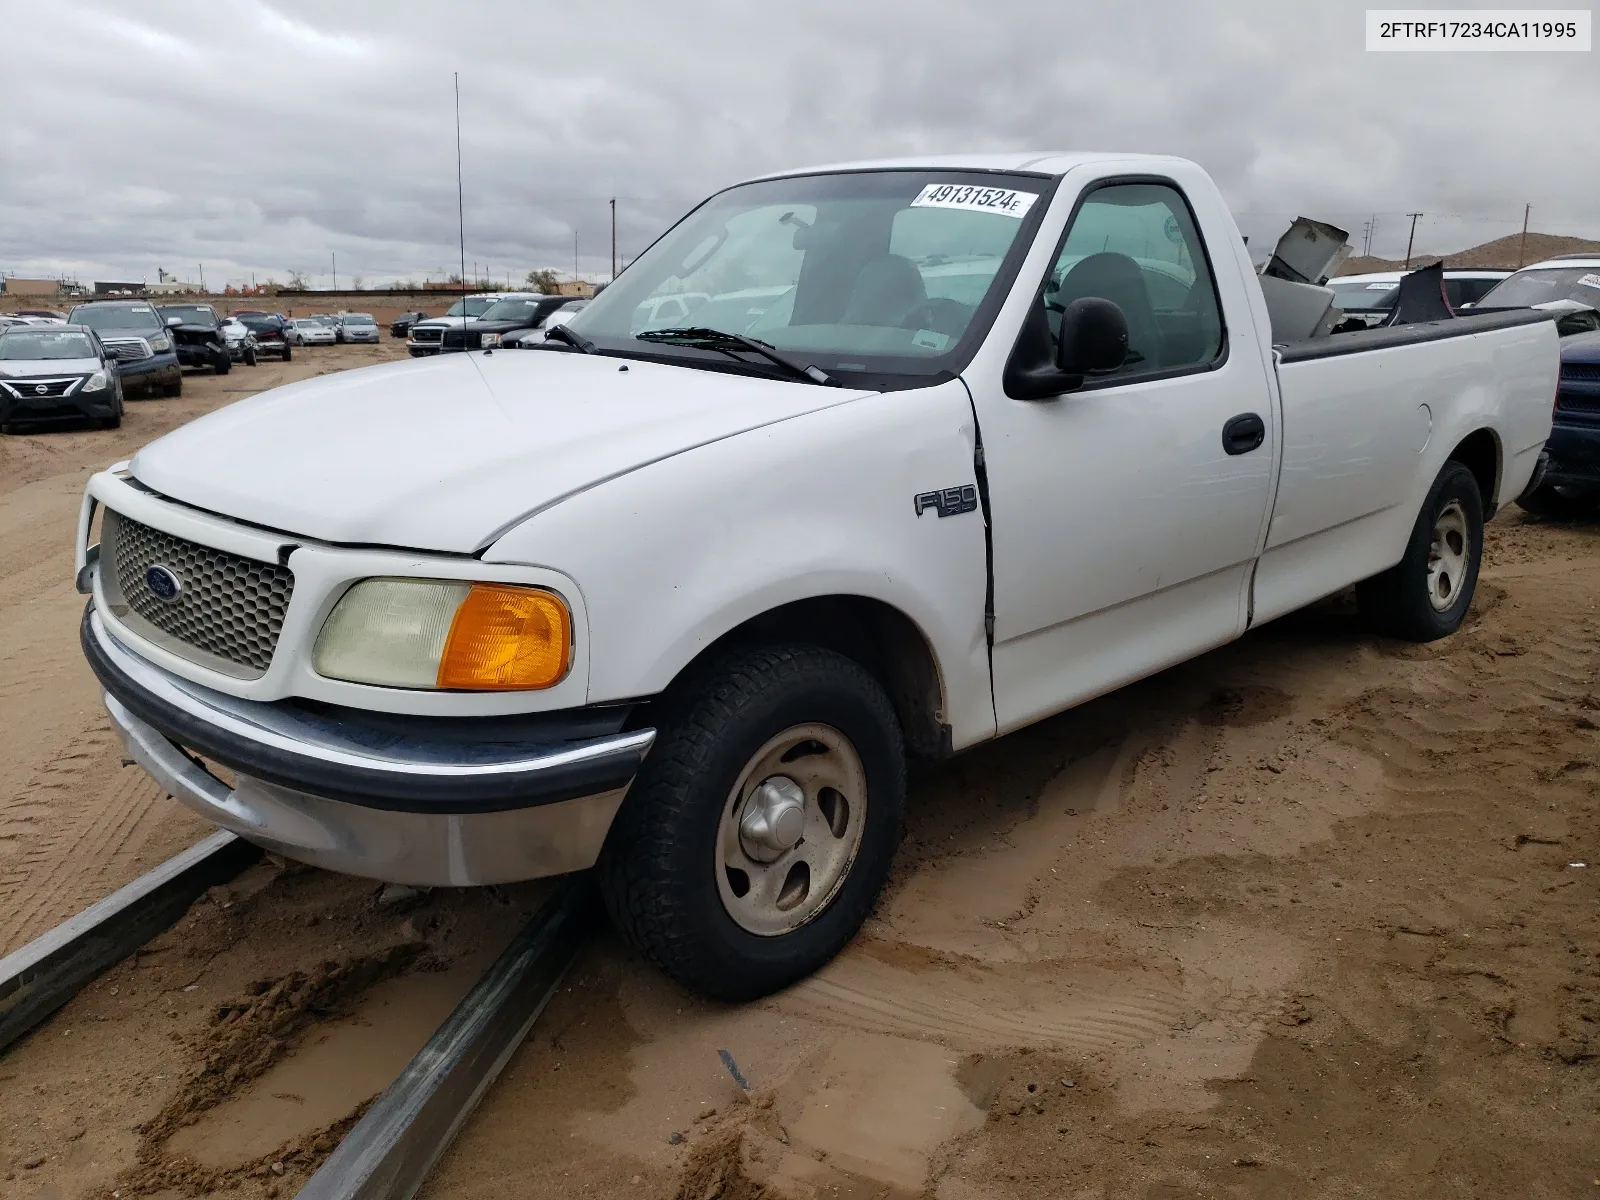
[610,198,617,281]
[455,73,467,290]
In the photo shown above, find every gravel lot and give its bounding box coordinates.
[1,342,1594,1198]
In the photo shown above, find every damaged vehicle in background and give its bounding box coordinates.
[234,313,291,361]
[157,304,232,375]
[219,316,259,366]
[65,300,182,397]
[406,293,505,356]
[1328,269,1510,327]
[441,294,586,351]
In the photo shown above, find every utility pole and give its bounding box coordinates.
[1518,203,1531,268]
[454,72,467,290]
[331,251,336,292]
[610,198,617,281]
[1404,212,1423,269]
[574,229,579,280]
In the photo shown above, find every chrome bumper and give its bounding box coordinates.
[85,607,654,886]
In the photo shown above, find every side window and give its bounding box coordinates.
[1042,182,1224,377]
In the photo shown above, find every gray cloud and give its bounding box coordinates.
[2,0,1596,290]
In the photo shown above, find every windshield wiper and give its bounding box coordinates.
[542,323,596,354]
[635,327,834,385]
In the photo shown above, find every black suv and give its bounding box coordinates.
[158,304,232,374]
[441,295,584,351]
[390,311,429,338]
[65,301,183,397]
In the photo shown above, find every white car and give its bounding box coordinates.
[340,312,380,343]
[1329,269,1511,327]
[219,317,258,366]
[78,151,1556,1001]
[286,318,335,346]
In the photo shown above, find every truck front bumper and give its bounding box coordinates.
[1544,422,1600,488]
[82,606,654,887]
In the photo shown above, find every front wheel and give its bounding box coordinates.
[281,344,292,361]
[1357,460,1483,642]
[598,644,905,1001]
[214,354,231,375]
[244,345,257,367]
[1516,481,1600,519]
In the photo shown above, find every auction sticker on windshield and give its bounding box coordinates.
[1578,274,1600,290]
[910,183,1038,218]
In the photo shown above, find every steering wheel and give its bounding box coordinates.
[899,297,970,336]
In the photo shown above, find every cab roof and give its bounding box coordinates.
[746,151,1185,182]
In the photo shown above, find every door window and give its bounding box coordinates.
[1040,182,1224,377]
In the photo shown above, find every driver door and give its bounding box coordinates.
[976,177,1278,734]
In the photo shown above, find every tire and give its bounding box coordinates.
[282,344,292,362]
[162,378,182,398]
[598,643,906,1001]
[1515,481,1600,519]
[215,354,231,375]
[244,345,257,367]
[1357,460,1483,642]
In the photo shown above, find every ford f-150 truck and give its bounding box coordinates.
[75,153,1558,1000]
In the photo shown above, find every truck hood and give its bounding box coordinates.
[129,351,871,554]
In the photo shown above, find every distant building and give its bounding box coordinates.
[95,280,148,296]
[552,279,595,297]
[148,280,202,295]
[2,277,65,297]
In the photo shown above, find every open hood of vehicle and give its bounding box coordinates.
[129,351,870,554]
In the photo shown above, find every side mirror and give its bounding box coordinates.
[1003,296,1130,401]
[1056,297,1129,374]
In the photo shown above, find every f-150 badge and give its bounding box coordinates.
[913,485,979,518]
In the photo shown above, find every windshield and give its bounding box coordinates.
[1329,280,1401,311]
[444,298,496,318]
[68,304,163,333]
[0,330,97,360]
[159,305,217,327]
[565,171,1052,382]
[1476,266,1600,309]
[343,313,375,325]
[479,298,543,321]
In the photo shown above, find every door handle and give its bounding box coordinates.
[1222,413,1266,455]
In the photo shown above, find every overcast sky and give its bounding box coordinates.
[2,0,1596,289]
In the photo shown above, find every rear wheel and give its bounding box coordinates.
[1515,481,1600,519]
[1357,460,1483,642]
[598,644,905,1001]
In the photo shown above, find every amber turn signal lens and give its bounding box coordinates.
[435,584,571,690]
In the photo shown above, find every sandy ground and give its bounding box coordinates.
[1,347,1595,1198]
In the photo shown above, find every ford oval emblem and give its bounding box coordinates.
[145,564,183,602]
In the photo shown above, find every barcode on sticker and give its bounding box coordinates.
[1578,274,1600,290]
[910,184,1038,218]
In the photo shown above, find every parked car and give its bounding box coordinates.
[235,314,291,360]
[65,300,182,397]
[406,294,506,356]
[339,313,380,344]
[219,317,259,366]
[77,152,1557,1001]
[13,308,68,321]
[1484,257,1600,517]
[0,323,123,432]
[390,311,429,338]
[1328,269,1511,327]
[441,294,584,351]
[313,314,344,342]
[157,304,232,375]
[286,317,336,346]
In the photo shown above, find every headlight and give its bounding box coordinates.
[480,333,502,348]
[83,371,108,393]
[313,578,572,690]
[149,335,172,352]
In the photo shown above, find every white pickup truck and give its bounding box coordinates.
[77,153,1557,999]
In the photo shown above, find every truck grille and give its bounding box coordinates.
[103,338,153,363]
[410,326,443,345]
[1560,363,1600,384]
[102,508,293,678]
